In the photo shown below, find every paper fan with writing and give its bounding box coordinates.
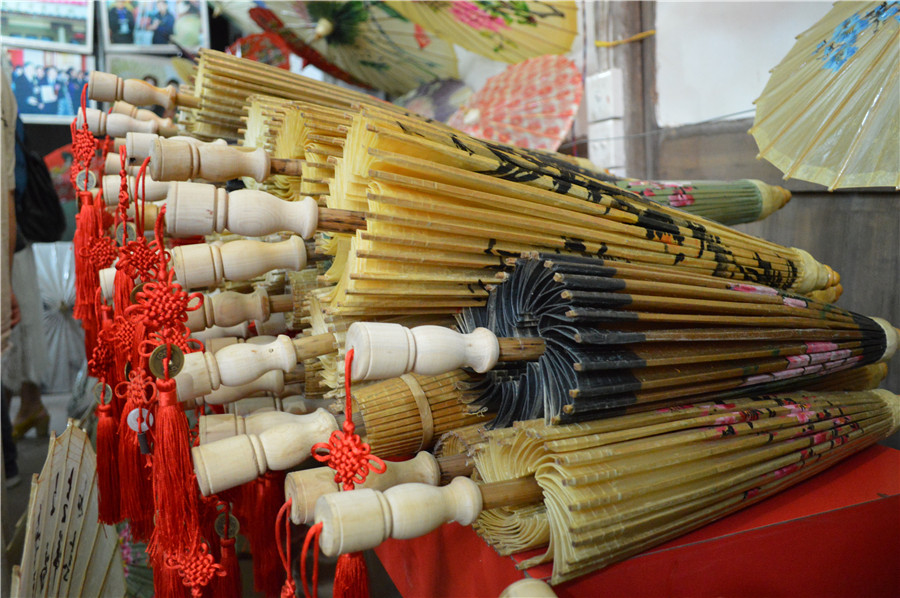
[750,1,899,190]
[10,421,126,597]
[447,54,582,151]
[387,0,578,63]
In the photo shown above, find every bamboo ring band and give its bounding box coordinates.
[401,374,434,451]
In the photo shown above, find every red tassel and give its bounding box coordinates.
[214,536,242,598]
[233,472,286,597]
[95,400,121,524]
[333,552,369,598]
[117,390,154,540]
[114,268,134,318]
[149,377,199,558]
[151,549,188,598]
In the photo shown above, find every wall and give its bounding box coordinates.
[655,1,832,127]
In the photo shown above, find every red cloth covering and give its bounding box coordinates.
[375,445,900,598]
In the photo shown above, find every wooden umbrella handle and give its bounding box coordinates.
[102,174,170,205]
[151,137,271,182]
[110,101,172,126]
[315,477,483,556]
[171,236,307,289]
[104,153,143,175]
[285,452,441,525]
[199,409,309,444]
[164,182,319,238]
[500,579,558,597]
[345,322,500,381]
[78,108,179,138]
[185,288,271,331]
[191,409,339,496]
[88,71,199,110]
[212,335,298,387]
[126,132,226,161]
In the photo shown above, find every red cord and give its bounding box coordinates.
[277,499,300,598]
[300,521,322,598]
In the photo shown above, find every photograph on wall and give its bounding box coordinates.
[0,0,94,54]
[101,0,209,53]
[6,47,95,124]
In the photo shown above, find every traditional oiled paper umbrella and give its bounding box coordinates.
[393,78,474,122]
[251,0,459,95]
[750,1,900,190]
[10,420,126,597]
[446,54,583,151]
[346,252,897,426]
[388,0,578,63]
[226,32,294,69]
[312,389,900,585]
[610,178,791,226]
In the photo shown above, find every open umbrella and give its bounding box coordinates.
[447,54,583,151]
[750,1,900,190]
[248,0,459,95]
[388,1,578,63]
[393,78,473,122]
[33,242,84,394]
[225,32,294,70]
[10,421,126,596]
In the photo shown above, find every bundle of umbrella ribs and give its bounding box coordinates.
[71,50,898,595]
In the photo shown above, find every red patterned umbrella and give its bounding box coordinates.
[226,32,293,70]
[447,54,582,151]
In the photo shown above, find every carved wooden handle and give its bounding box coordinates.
[315,477,483,556]
[125,132,226,161]
[78,108,178,138]
[192,409,339,495]
[500,580,558,598]
[185,288,270,331]
[200,409,319,445]
[191,323,251,344]
[171,236,307,289]
[345,322,500,381]
[110,101,174,127]
[151,137,271,182]
[213,335,298,387]
[103,174,170,205]
[164,182,319,238]
[88,71,198,110]
[285,452,441,524]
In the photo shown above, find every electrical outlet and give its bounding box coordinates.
[588,120,625,169]
[586,69,624,123]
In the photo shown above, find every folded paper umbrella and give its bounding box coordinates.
[313,389,900,585]
[346,253,898,426]
[447,54,582,151]
[750,1,900,190]
[611,178,791,226]
[243,0,459,96]
[388,0,578,64]
[11,421,126,596]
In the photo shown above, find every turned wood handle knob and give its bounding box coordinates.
[315,477,482,556]
[103,174,171,205]
[200,409,302,444]
[110,101,174,128]
[78,108,177,138]
[171,236,307,289]
[174,351,221,402]
[104,153,143,175]
[192,409,338,495]
[500,580,558,598]
[213,334,298,387]
[151,138,270,182]
[186,288,270,331]
[126,132,225,161]
[286,452,441,524]
[345,322,500,381]
[89,71,179,110]
[201,369,285,407]
[191,323,251,344]
[165,182,319,238]
[98,267,118,302]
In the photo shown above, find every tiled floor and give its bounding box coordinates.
[2,391,401,597]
